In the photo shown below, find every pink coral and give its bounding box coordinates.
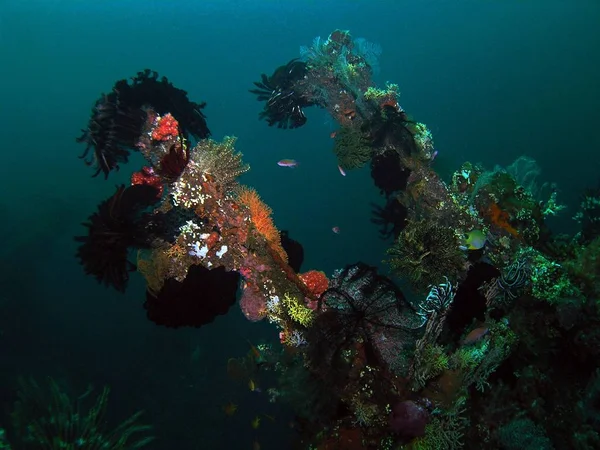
[239,283,267,322]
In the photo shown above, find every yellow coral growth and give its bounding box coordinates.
[237,186,287,262]
[137,249,169,294]
[282,293,314,327]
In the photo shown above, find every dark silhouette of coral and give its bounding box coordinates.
[144,264,240,328]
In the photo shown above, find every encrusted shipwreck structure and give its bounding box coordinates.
[73,31,600,450]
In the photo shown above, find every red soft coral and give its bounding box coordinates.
[151,113,179,141]
[299,270,329,297]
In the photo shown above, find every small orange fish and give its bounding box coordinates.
[222,402,238,416]
[462,327,489,345]
[251,416,261,429]
[330,131,337,138]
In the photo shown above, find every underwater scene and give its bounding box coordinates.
[1,1,600,449]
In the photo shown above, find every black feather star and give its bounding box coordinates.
[77,69,210,179]
[77,94,145,178]
[249,59,313,129]
[75,184,161,292]
[307,263,422,376]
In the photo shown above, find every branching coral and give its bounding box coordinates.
[387,219,466,292]
[411,413,466,450]
[410,344,450,390]
[282,292,314,327]
[497,417,553,450]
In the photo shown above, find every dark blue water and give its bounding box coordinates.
[0,1,599,448]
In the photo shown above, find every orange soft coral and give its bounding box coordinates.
[488,203,519,237]
[299,270,329,297]
[237,187,288,262]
